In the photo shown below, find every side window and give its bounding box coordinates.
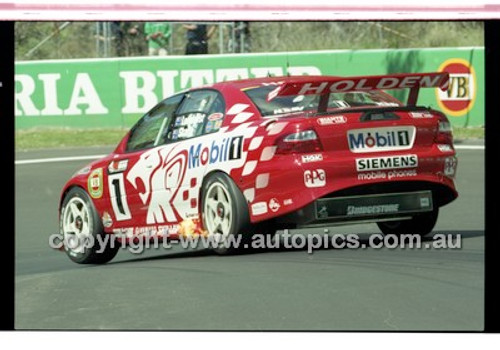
[170,90,226,142]
[126,94,183,152]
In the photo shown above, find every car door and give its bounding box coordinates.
[164,89,227,222]
[106,93,184,231]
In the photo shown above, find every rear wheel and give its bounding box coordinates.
[201,173,277,254]
[60,187,120,264]
[376,209,439,237]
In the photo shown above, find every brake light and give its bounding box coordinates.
[434,112,454,145]
[275,129,323,154]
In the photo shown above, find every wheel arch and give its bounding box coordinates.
[198,169,251,224]
[59,185,87,212]
[199,170,235,202]
[59,185,104,225]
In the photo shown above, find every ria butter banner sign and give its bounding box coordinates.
[15,47,484,129]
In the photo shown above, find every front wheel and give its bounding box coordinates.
[60,187,120,264]
[376,209,439,237]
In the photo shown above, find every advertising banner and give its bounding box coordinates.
[15,47,484,129]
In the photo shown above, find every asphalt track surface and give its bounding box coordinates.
[15,144,484,331]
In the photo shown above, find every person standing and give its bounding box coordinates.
[110,21,125,56]
[144,22,171,56]
[183,23,216,55]
[122,22,148,56]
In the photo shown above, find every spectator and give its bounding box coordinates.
[183,23,216,55]
[122,22,147,56]
[110,21,125,56]
[144,22,171,56]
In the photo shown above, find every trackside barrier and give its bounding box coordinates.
[15,47,484,129]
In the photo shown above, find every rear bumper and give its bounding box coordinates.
[245,148,458,224]
[276,190,434,227]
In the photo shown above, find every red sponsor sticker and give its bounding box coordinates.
[436,58,476,117]
[268,198,280,212]
[317,115,347,125]
[207,113,224,121]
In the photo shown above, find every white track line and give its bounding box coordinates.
[14,145,484,165]
[15,154,106,165]
[454,145,485,150]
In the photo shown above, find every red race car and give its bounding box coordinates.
[59,72,458,263]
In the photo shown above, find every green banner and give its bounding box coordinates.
[15,47,484,129]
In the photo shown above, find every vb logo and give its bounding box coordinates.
[436,58,476,117]
[447,76,470,99]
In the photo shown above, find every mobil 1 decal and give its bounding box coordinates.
[436,58,476,117]
[347,126,415,153]
[188,136,243,169]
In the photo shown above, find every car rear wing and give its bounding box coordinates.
[267,72,449,108]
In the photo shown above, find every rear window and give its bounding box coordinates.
[244,86,402,117]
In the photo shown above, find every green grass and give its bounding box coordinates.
[453,127,484,140]
[15,128,129,150]
[15,126,483,151]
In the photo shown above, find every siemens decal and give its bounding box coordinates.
[188,136,243,169]
[347,126,416,153]
[356,154,418,172]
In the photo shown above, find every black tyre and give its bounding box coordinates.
[60,187,120,264]
[376,209,439,237]
[202,172,273,255]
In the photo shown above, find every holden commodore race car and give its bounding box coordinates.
[59,72,458,264]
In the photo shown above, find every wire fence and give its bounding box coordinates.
[17,21,252,60]
[15,21,483,61]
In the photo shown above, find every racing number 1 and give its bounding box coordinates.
[108,173,132,221]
